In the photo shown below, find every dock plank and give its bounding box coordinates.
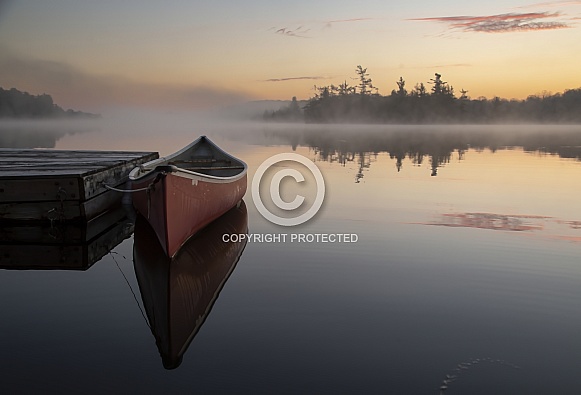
[0,149,157,178]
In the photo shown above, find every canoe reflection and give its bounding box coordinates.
[133,200,248,369]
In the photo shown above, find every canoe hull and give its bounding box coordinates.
[131,170,247,257]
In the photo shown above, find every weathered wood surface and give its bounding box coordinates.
[0,149,156,177]
[0,207,135,270]
[0,149,158,221]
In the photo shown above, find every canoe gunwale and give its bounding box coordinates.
[157,165,246,183]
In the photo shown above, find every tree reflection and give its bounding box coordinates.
[264,126,581,180]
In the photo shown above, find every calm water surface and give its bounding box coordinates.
[0,117,580,394]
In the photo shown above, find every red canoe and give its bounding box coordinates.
[128,136,247,257]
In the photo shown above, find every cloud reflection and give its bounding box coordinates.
[422,213,548,232]
[413,212,581,243]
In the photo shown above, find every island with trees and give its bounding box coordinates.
[0,87,99,118]
[264,66,581,124]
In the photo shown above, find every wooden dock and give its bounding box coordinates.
[0,149,158,222]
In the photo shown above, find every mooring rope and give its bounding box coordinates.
[102,172,166,193]
[110,251,152,330]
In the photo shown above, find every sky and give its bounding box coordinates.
[1,0,580,112]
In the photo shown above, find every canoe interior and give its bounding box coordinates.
[138,137,245,179]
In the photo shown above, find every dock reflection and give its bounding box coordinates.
[132,200,248,369]
[0,207,134,270]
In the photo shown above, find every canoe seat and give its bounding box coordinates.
[171,159,232,164]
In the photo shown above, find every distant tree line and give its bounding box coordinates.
[264,66,581,124]
[0,87,99,118]
[262,96,304,122]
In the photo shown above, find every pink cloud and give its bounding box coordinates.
[326,18,376,24]
[409,12,571,33]
[263,76,328,82]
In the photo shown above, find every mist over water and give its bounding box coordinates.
[0,118,99,148]
[3,111,581,163]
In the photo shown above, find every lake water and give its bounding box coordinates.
[0,117,580,394]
